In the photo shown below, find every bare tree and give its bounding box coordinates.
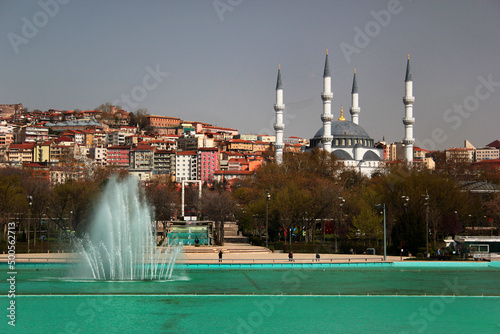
[202,190,237,245]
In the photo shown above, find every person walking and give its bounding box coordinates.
[288,251,293,262]
[218,250,223,263]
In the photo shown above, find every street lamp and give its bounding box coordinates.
[27,196,33,253]
[337,197,345,253]
[375,203,387,261]
[400,196,409,259]
[422,193,430,258]
[265,190,270,248]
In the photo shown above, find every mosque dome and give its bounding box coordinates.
[313,121,371,139]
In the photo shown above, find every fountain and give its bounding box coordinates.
[75,176,182,280]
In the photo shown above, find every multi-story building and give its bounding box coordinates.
[129,144,154,181]
[175,151,197,182]
[49,165,83,185]
[197,148,219,183]
[445,148,474,163]
[89,146,107,166]
[178,133,214,151]
[33,141,52,163]
[50,143,79,164]
[144,115,182,135]
[213,170,253,183]
[107,130,128,146]
[0,133,14,146]
[6,143,34,163]
[257,135,276,143]
[107,146,131,167]
[15,126,49,143]
[475,147,499,162]
[224,139,254,152]
[153,150,176,179]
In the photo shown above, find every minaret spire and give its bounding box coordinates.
[405,54,412,82]
[321,50,333,152]
[403,54,415,162]
[276,64,283,89]
[274,65,285,165]
[350,68,360,124]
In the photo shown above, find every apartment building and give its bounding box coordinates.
[475,147,499,162]
[175,151,197,182]
[445,148,475,163]
[107,146,131,167]
[153,150,176,179]
[198,148,219,183]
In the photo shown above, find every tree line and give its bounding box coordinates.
[1,151,498,254]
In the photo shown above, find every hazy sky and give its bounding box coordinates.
[1,0,499,150]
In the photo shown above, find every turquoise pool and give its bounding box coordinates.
[2,262,500,333]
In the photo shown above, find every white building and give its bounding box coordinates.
[175,151,197,182]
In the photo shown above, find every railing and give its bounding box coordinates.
[182,257,387,264]
[2,256,388,264]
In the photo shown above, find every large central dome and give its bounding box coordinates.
[313,120,371,139]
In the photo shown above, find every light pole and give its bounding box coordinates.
[422,193,429,258]
[401,196,409,258]
[376,203,387,261]
[265,190,270,248]
[27,196,33,253]
[337,197,345,253]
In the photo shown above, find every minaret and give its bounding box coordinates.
[403,54,415,162]
[350,68,360,125]
[321,50,334,152]
[274,65,285,165]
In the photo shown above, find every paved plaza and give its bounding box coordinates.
[0,243,405,264]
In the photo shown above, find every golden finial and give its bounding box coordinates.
[354,68,356,74]
[338,105,346,121]
[408,54,410,60]
[326,49,328,55]
[278,64,280,69]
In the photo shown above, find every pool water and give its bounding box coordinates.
[2,262,500,333]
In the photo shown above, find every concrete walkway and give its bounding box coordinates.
[0,244,406,264]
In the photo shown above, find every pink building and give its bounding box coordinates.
[107,145,131,167]
[197,147,219,183]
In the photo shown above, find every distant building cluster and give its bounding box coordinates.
[1,77,498,184]
[0,106,305,185]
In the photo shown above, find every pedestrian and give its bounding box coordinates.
[315,253,320,262]
[288,251,293,262]
[218,250,223,262]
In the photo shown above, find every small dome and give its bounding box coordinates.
[333,149,353,160]
[363,151,381,161]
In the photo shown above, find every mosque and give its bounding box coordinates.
[273,51,415,175]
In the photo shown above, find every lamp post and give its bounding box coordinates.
[401,196,409,258]
[265,190,270,248]
[376,203,387,261]
[27,196,33,253]
[337,197,345,253]
[422,193,429,258]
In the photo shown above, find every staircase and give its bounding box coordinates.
[223,222,248,243]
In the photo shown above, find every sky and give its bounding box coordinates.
[1,0,499,150]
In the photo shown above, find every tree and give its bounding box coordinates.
[46,180,98,238]
[202,189,238,245]
[391,211,426,255]
[0,169,26,241]
[96,102,121,114]
[129,108,149,130]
